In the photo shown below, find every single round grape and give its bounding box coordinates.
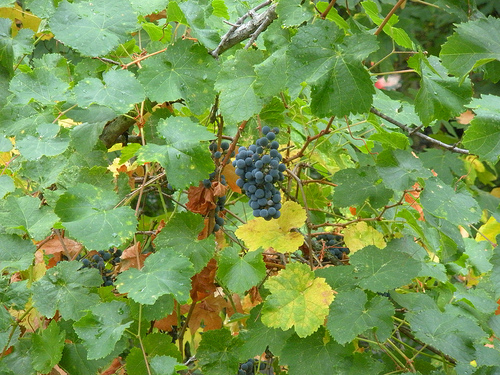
[253,210,261,217]
[262,154,271,164]
[259,137,269,147]
[255,171,264,180]
[258,197,268,206]
[272,127,280,134]
[270,141,279,149]
[221,141,229,150]
[255,189,265,198]
[104,279,113,286]
[262,125,271,135]
[278,163,286,172]
[203,179,212,188]
[265,174,273,183]
[236,178,244,187]
[82,259,91,267]
[273,210,281,219]
[255,160,263,169]
[247,184,257,193]
[266,132,276,140]
[215,216,224,226]
[214,151,222,159]
[93,254,102,262]
[103,252,112,261]
[236,159,246,169]
[209,143,217,152]
[260,209,269,217]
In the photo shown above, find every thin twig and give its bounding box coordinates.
[283,117,334,163]
[320,0,337,19]
[370,108,470,154]
[375,0,407,36]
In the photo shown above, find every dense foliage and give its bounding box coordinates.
[1,0,500,374]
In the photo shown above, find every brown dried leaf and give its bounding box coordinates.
[40,237,83,259]
[186,184,216,215]
[222,163,242,194]
[190,258,218,302]
[119,242,148,271]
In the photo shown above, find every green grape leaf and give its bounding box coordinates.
[32,261,102,321]
[9,67,69,105]
[31,320,65,373]
[350,245,421,293]
[136,117,215,189]
[0,18,14,76]
[376,149,432,191]
[462,95,500,163]
[440,16,500,80]
[276,0,314,27]
[326,289,393,344]
[55,183,136,249]
[179,0,220,50]
[0,175,14,199]
[115,250,195,305]
[362,0,413,49]
[73,301,132,360]
[287,20,378,117]
[16,123,70,160]
[74,70,145,114]
[0,195,58,240]
[197,329,243,375]
[59,343,116,375]
[235,201,306,253]
[150,355,187,375]
[239,306,293,358]
[280,327,382,375]
[49,0,138,57]
[138,40,218,114]
[332,166,393,208]
[254,48,287,98]
[128,0,167,14]
[217,247,266,294]
[421,177,481,227]
[143,333,182,361]
[154,212,215,273]
[407,309,487,363]
[409,55,472,125]
[419,149,466,184]
[215,49,264,124]
[0,234,36,273]
[261,262,334,338]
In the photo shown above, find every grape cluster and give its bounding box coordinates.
[78,248,122,286]
[209,140,233,163]
[233,126,285,220]
[238,359,269,375]
[314,234,350,260]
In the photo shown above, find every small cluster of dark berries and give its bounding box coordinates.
[237,358,269,375]
[78,248,122,286]
[314,234,350,260]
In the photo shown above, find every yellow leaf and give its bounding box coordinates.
[235,201,306,253]
[343,221,386,253]
[261,263,334,338]
[475,216,500,245]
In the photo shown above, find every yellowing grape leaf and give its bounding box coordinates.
[343,221,386,253]
[476,216,500,245]
[261,263,334,338]
[235,201,306,253]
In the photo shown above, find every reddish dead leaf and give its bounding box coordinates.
[188,294,230,332]
[241,286,263,312]
[186,183,216,215]
[223,161,242,194]
[405,182,424,221]
[197,217,212,240]
[100,357,123,375]
[40,237,83,260]
[154,302,190,331]
[119,243,148,271]
[190,258,218,302]
[49,365,68,375]
[212,180,228,198]
[456,109,475,125]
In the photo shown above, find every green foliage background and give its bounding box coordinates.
[1,0,500,374]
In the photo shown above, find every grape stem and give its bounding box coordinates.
[370,108,469,154]
[283,116,334,163]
